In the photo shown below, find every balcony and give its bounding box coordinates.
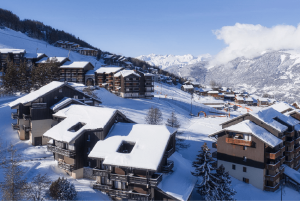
[280,145,285,154]
[286,140,294,147]
[32,103,47,109]
[92,182,112,190]
[294,162,300,170]
[58,160,75,172]
[294,145,300,153]
[128,173,162,187]
[295,136,300,144]
[295,154,300,161]
[264,182,280,192]
[265,150,281,160]
[225,138,252,146]
[92,169,110,177]
[11,123,20,130]
[11,112,18,120]
[286,130,295,138]
[285,158,294,167]
[265,160,281,171]
[108,189,150,200]
[212,142,217,148]
[47,145,76,157]
[212,151,217,158]
[285,150,294,157]
[280,135,286,141]
[162,160,174,173]
[23,114,30,121]
[280,156,285,165]
[110,174,127,182]
[265,172,281,182]
[22,125,31,132]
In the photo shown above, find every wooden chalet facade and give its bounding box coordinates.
[9,81,101,146]
[95,67,125,90]
[181,85,194,93]
[75,47,98,56]
[59,61,95,85]
[88,123,177,200]
[44,106,134,179]
[209,104,300,192]
[0,49,26,71]
[24,53,47,68]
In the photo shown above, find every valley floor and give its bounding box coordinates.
[0,83,299,200]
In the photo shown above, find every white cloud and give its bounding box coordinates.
[211,23,300,65]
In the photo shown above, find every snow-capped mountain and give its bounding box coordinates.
[166,50,300,103]
[136,53,211,69]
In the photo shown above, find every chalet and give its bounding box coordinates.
[0,49,26,71]
[75,47,98,56]
[166,80,173,85]
[235,96,244,104]
[218,93,225,100]
[257,98,269,107]
[95,67,124,90]
[36,57,70,66]
[24,53,47,68]
[209,105,300,191]
[103,54,114,65]
[207,91,219,98]
[244,97,254,105]
[9,81,101,146]
[153,74,161,82]
[224,94,235,101]
[181,85,194,93]
[197,88,211,96]
[190,82,201,88]
[54,41,80,50]
[88,123,196,201]
[113,70,142,98]
[136,71,155,98]
[59,61,94,85]
[44,105,134,179]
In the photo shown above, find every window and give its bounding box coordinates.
[74,95,78,99]
[243,167,247,172]
[88,161,91,167]
[87,147,91,154]
[87,134,90,141]
[54,96,58,99]
[232,164,236,170]
[59,88,62,93]
[243,156,247,162]
[243,146,247,150]
[243,177,249,183]
[117,141,135,153]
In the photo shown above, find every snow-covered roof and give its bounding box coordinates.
[0,49,25,54]
[24,53,46,59]
[60,61,92,69]
[124,61,132,65]
[199,88,211,92]
[207,91,219,94]
[283,164,300,184]
[244,97,253,101]
[88,123,176,171]
[258,97,269,102]
[157,152,197,201]
[182,85,194,89]
[36,57,68,64]
[271,102,293,113]
[144,73,154,76]
[50,97,87,112]
[9,81,65,108]
[104,55,113,59]
[114,70,140,78]
[210,120,282,148]
[9,81,100,108]
[44,105,120,143]
[235,96,244,101]
[96,67,124,74]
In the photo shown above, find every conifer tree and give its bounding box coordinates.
[166,111,180,128]
[213,165,236,200]
[191,143,220,201]
[2,60,18,94]
[49,177,77,200]
[18,61,31,93]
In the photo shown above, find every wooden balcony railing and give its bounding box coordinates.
[226,138,252,146]
[280,145,285,154]
[265,150,281,160]
[47,145,76,157]
[110,174,127,182]
[264,182,280,192]
[295,136,300,144]
[22,125,31,132]
[107,189,150,200]
[58,161,75,172]
[286,130,295,138]
[92,182,112,190]
[294,162,300,170]
[11,123,19,130]
[281,135,286,141]
[11,112,18,120]
[294,145,300,153]
[294,154,300,161]
[265,172,281,182]
[285,158,294,167]
[92,169,110,177]
[265,160,281,171]
[286,140,294,147]
[285,150,294,157]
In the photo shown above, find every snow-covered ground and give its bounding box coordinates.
[0,82,299,200]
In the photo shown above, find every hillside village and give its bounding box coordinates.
[0,12,300,201]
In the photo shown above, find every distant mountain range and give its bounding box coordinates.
[138,51,300,103]
[136,53,211,69]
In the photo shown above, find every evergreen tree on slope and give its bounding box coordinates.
[191,143,220,201]
[213,165,236,200]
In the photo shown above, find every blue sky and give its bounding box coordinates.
[1,0,300,57]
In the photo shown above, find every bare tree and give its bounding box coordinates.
[145,106,163,125]
[0,144,27,201]
[25,174,51,201]
[166,111,180,128]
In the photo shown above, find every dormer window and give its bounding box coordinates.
[74,95,78,99]
[117,141,135,153]
[68,122,86,132]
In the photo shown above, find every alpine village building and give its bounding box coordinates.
[209,102,300,192]
[59,61,95,84]
[9,81,101,146]
[43,104,196,200]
